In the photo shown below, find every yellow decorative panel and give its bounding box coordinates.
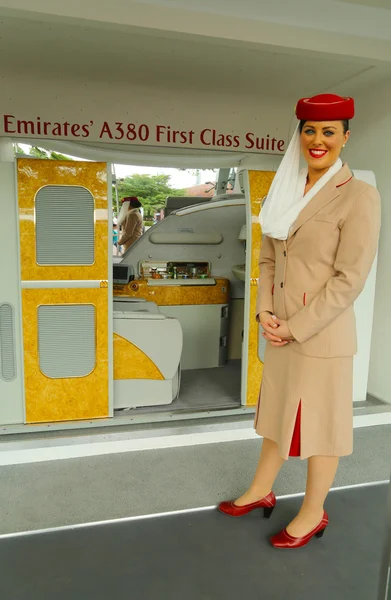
[113,278,230,306]
[17,159,108,281]
[113,333,164,381]
[246,171,275,406]
[22,288,109,423]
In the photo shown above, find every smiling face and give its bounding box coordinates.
[300,120,350,174]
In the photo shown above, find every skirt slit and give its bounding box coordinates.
[289,400,301,457]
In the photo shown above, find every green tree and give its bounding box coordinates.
[29,146,50,159]
[14,144,73,161]
[114,173,185,219]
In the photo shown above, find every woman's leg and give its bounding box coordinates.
[235,438,285,506]
[286,455,339,537]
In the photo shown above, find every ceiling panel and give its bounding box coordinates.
[336,0,390,7]
[0,14,387,97]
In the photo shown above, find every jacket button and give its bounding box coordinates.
[284,251,287,257]
[280,282,284,288]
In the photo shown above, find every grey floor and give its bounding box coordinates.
[0,425,390,535]
[116,360,242,415]
[0,484,387,600]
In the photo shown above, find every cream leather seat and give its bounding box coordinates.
[113,300,182,409]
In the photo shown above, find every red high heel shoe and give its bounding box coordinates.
[218,491,276,519]
[270,511,329,549]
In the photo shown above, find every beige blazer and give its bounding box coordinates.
[118,209,144,252]
[256,164,381,358]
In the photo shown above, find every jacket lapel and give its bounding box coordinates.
[288,164,352,240]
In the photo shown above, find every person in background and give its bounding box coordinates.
[112,218,119,255]
[117,196,143,253]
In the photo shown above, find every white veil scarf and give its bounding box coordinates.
[117,201,131,228]
[259,123,343,240]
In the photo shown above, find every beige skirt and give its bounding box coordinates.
[254,343,354,460]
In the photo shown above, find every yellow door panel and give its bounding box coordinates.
[17,158,110,424]
[246,171,275,407]
[17,159,108,282]
[22,288,109,423]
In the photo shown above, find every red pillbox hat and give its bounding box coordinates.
[296,93,355,121]
[122,196,139,203]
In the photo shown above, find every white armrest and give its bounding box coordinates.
[114,312,166,320]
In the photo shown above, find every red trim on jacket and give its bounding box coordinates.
[336,175,353,188]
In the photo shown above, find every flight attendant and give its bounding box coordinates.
[219,94,381,549]
[117,196,144,252]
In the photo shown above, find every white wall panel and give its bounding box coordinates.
[338,77,391,404]
[0,139,24,423]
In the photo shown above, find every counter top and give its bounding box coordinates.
[147,278,216,286]
[114,277,230,306]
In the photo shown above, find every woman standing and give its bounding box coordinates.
[219,94,381,549]
[117,196,144,253]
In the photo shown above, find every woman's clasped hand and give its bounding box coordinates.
[259,312,294,346]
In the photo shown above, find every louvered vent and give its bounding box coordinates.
[38,305,96,378]
[0,303,16,382]
[35,185,94,265]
